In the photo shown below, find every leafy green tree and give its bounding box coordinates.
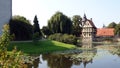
[48,11,72,34]
[72,15,82,37]
[41,26,52,37]
[12,15,31,24]
[107,22,120,36]
[33,15,42,39]
[115,23,120,36]
[107,22,117,28]
[9,15,33,40]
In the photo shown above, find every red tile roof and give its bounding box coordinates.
[96,28,114,36]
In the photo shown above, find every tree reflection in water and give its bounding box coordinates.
[42,48,97,68]
[42,54,73,68]
[32,58,40,68]
[25,43,97,68]
[22,58,39,68]
[19,44,120,68]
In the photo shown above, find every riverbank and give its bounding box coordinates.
[8,40,76,55]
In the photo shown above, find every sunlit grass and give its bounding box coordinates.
[8,40,76,55]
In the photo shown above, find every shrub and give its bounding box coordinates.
[103,37,113,42]
[9,16,33,41]
[0,24,24,68]
[32,32,40,45]
[62,34,77,45]
[48,33,77,45]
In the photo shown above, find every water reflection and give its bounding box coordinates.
[108,46,120,56]
[41,48,97,68]
[23,58,40,68]
[25,44,120,68]
[32,58,40,68]
[42,54,73,68]
[82,42,93,48]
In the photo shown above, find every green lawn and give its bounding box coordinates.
[8,40,76,55]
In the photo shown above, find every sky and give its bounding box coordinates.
[12,0,120,28]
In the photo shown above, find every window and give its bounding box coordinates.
[89,33,91,36]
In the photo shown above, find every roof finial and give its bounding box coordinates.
[84,13,87,19]
[82,13,87,22]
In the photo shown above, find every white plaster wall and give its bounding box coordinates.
[84,21,92,27]
[0,0,12,35]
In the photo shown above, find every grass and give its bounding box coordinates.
[8,40,76,55]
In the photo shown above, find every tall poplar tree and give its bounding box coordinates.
[33,15,42,39]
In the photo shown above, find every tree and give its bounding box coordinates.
[72,15,82,37]
[48,33,77,45]
[107,22,117,28]
[33,15,42,39]
[48,11,72,34]
[107,22,119,36]
[115,23,120,36]
[41,26,52,37]
[9,15,33,41]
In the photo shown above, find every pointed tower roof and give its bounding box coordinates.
[82,13,87,22]
[84,13,87,18]
[83,62,87,68]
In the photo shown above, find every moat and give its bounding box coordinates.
[26,44,120,68]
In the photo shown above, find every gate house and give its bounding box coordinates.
[81,14,97,48]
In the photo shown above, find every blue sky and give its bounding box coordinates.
[13,0,120,28]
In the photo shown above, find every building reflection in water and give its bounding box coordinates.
[82,42,93,48]
[25,43,97,68]
[23,44,120,68]
[42,48,97,68]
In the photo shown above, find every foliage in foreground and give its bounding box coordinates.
[48,33,77,45]
[0,24,25,68]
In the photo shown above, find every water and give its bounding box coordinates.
[30,47,120,68]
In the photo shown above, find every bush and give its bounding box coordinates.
[32,32,40,45]
[9,16,33,41]
[48,33,77,45]
[0,24,24,68]
[103,37,113,42]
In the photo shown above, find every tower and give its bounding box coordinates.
[0,0,12,35]
[81,14,96,48]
